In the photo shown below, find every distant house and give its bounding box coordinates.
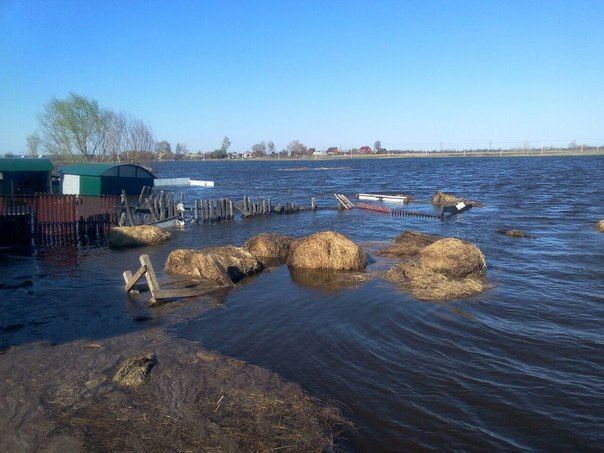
[359,146,372,154]
[326,147,340,155]
[313,150,326,157]
[0,157,53,195]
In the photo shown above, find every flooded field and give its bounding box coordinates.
[1,156,603,450]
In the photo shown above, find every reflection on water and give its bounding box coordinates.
[1,156,604,450]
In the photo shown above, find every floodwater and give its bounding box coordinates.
[1,156,603,450]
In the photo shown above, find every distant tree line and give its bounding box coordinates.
[29,93,156,163]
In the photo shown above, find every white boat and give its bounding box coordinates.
[356,193,409,203]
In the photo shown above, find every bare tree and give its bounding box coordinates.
[251,141,267,157]
[287,140,308,157]
[374,140,382,152]
[221,136,231,152]
[99,110,127,161]
[175,143,188,155]
[26,133,41,157]
[123,116,155,162]
[267,141,275,154]
[156,141,172,155]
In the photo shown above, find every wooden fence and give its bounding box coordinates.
[0,194,119,246]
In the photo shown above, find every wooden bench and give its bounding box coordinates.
[123,254,233,305]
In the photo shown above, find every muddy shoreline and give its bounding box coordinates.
[0,302,349,452]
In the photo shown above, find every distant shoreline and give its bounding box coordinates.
[159,150,604,163]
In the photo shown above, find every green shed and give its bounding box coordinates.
[61,163,155,196]
[0,157,53,195]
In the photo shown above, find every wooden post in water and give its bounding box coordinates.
[311,197,316,210]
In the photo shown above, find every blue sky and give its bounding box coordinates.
[1,0,603,152]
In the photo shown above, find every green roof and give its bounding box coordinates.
[0,157,53,172]
[61,163,118,176]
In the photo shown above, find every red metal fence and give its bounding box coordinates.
[0,194,119,246]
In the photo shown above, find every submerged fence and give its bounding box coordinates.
[0,194,119,246]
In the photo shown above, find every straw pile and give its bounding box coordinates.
[432,190,482,207]
[497,228,530,238]
[596,220,604,232]
[287,231,367,270]
[243,233,294,266]
[165,246,263,282]
[113,352,155,387]
[377,230,443,258]
[109,226,170,248]
[386,238,487,301]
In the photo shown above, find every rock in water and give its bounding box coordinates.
[376,230,443,258]
[287,231,367,270]
[113,352,156,387]
[243,233,294,265]
[165,246,263,282]
[596,220,604,233]
[109,226,170,248]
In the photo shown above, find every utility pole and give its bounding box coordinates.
[581,143,584,153]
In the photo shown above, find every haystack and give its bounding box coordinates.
[432,190,482,207]
[385,238,487,301]
[419,238,486,279]
[243,233,294,265]
[165,246,263,282]
[113,352,155,387]
[376,230,442,258]
[287,231,367,270]
[497,228,529,238]
[596,220,604,233]
[109,226,170,248]
[386,264,486,300]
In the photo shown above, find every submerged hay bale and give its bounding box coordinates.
[497,228,531,238]
[287,231,367,270]
[432,190,482,207]
[376,230,443,258]
[385,237,487,301]
[386,263,486,301]
[419,238,486,279]
[596,220,604,233]
[243,233,294,265]
[165,246,263,282]
[109,226,170,248]
[113,352,155,387]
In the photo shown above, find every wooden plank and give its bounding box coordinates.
[145,198,159,222]
[139,254,160,303]
[122,191,136,226]
[137,186,147,207]
[153,287,215,300]
[123,264,148,292]
[209,254,234,287]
